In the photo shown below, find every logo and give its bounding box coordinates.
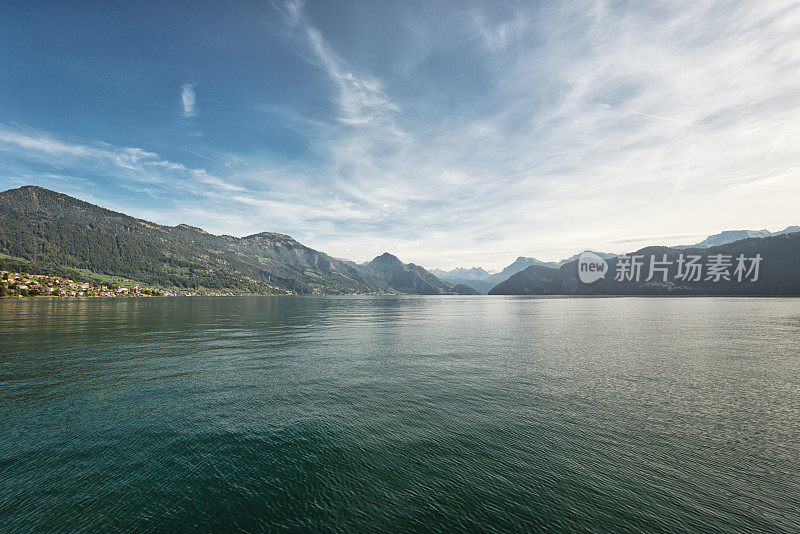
[578,251,608,284]
[613,253,762,283]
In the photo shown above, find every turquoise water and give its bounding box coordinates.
[1,296,799,532]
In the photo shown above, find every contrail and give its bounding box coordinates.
[190,151,230,167]
[599,103,707,129]
[555,90,800,151]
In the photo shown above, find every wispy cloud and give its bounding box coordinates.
[468,9,528,52]
[267,0,800,268]
[281,0,399,128]
[0,123,396,239]
[181,83,197,118]
[0,124,242,199]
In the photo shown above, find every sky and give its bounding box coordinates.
[1,0,799,270]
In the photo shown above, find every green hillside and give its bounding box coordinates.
[0,186,475,295]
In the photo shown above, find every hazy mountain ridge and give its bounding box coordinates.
[490,234,800,296]
[676,227,800,248]
[4,186,794,297]
[366,253,476,294]
[439,228,800,294]
[435,252,616,294]
[0,186,475,295]
[430,266,491,281]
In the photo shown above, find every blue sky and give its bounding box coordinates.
[2,1,799,269]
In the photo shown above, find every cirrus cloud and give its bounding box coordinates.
[181,83,197,118]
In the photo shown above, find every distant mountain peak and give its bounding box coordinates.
[498,256,548,275]
[372,252,402,264]
[16,185,52,193]
[676,227,800,249]
[363,252,476,294]
[13,185,70,197]
[432,252,617,294]
[243,231,293,239]
[431,266,490,281]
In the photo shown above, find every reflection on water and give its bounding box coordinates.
[1,296,799,532]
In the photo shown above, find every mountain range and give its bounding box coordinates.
[490,233,800,296]
[2,185,797,297]
[433,252,616,294]
[0,186,478,295]
[433,228,800,294]
[675,227,800,248]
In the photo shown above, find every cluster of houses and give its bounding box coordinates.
[0,271,170,298]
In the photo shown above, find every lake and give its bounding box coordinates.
[1,296,799,532]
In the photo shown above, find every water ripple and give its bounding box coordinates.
[1,296,799,532]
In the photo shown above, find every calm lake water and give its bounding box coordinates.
[1,296,799,532]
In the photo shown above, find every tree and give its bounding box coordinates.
[0,284,7,297]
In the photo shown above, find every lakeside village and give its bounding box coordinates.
[0,270,223,298]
